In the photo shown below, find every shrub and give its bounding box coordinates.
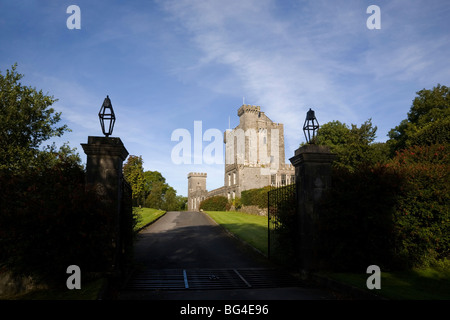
[0,161,118,287]
[389,144,449,268]
[317,144,449,271]
[199,196,230,211]
[241,186,271,208]
[317,165,400,271]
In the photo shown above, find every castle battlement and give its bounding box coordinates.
[187,172,207,177]
[238,104,261,117]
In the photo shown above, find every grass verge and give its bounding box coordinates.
[322,265,450,300]
[205,211,268,256]
[6,277,106,300]
[134,207,166,231]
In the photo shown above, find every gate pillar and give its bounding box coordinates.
[81,136,129,274]
[289,144,335,271]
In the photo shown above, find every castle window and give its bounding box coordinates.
[228,173,231,186]
[281,174,286,186]
[233,172,236,185]
[291,175,295,184]
[271,174,276,186]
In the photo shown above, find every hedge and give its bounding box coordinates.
[241,186,271,208]
[199,196,230,211]
[317,144,449,271]
[0,161,119,287]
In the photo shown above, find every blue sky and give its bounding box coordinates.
[1,0,449,196]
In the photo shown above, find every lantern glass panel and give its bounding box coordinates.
[98,95,116,137]
[302,108,319,144]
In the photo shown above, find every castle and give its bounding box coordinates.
[187,104,295,211]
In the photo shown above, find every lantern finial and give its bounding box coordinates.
[98,95,116,137]
[303,108,319,144]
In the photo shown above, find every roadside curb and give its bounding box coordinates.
[201,211,268,259]
[135,210,167,233]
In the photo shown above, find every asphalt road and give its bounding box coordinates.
[132,210,271,269]
[118,211,335,300]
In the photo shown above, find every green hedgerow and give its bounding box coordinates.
[199,196,230,211]
[317,144,449,271]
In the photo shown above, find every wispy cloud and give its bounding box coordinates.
[2,0,449,196]
[159,0,450,151]
[158,0,364,154]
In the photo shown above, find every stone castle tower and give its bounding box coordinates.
[188,104,294,211]
[187,172,208,211]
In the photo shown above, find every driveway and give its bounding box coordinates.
[118,211,334,300]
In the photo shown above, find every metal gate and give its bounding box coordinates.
[267,183,298,266]
[125,268,301,290]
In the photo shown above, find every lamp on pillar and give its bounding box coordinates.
[303,108,319,144]
[98,95,116,137]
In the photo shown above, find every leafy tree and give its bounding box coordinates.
[145,180,166,209]
[315,119,389,171]
[388,84,450,153]
[162,186,178,211]
[36,142,83,170]
[0,64,70,171]
[176,195,188,211]
[143,170,166,201]
[124,158,186,210]
[123,155,145,206]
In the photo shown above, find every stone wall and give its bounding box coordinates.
[238,205,267,216]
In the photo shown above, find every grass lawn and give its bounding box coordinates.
[205,210,450,300]
[7,277,106,300]
[324,266,450,300]
[134,207,166,231]
[205,211,268,256]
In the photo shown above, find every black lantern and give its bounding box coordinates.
[98,95,116,137]
[303,108,319,144]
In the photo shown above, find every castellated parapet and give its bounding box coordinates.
[237,104,261,116]
[187,172,207,178]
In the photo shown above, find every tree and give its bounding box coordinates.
[145,181,166,209]
[315,119,389,171]
[123,155,145,206]
[124,159,186,210]
[162,186,178,211]
[143,170,166,201]
[388,84,450,153]
[176,195,188,211]
[0,64,70,171]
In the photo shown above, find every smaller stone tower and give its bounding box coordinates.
[187,172,208,211]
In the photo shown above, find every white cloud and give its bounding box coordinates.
[155,0,450,193]
[4,0,449,197]
[159,0,360,149]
